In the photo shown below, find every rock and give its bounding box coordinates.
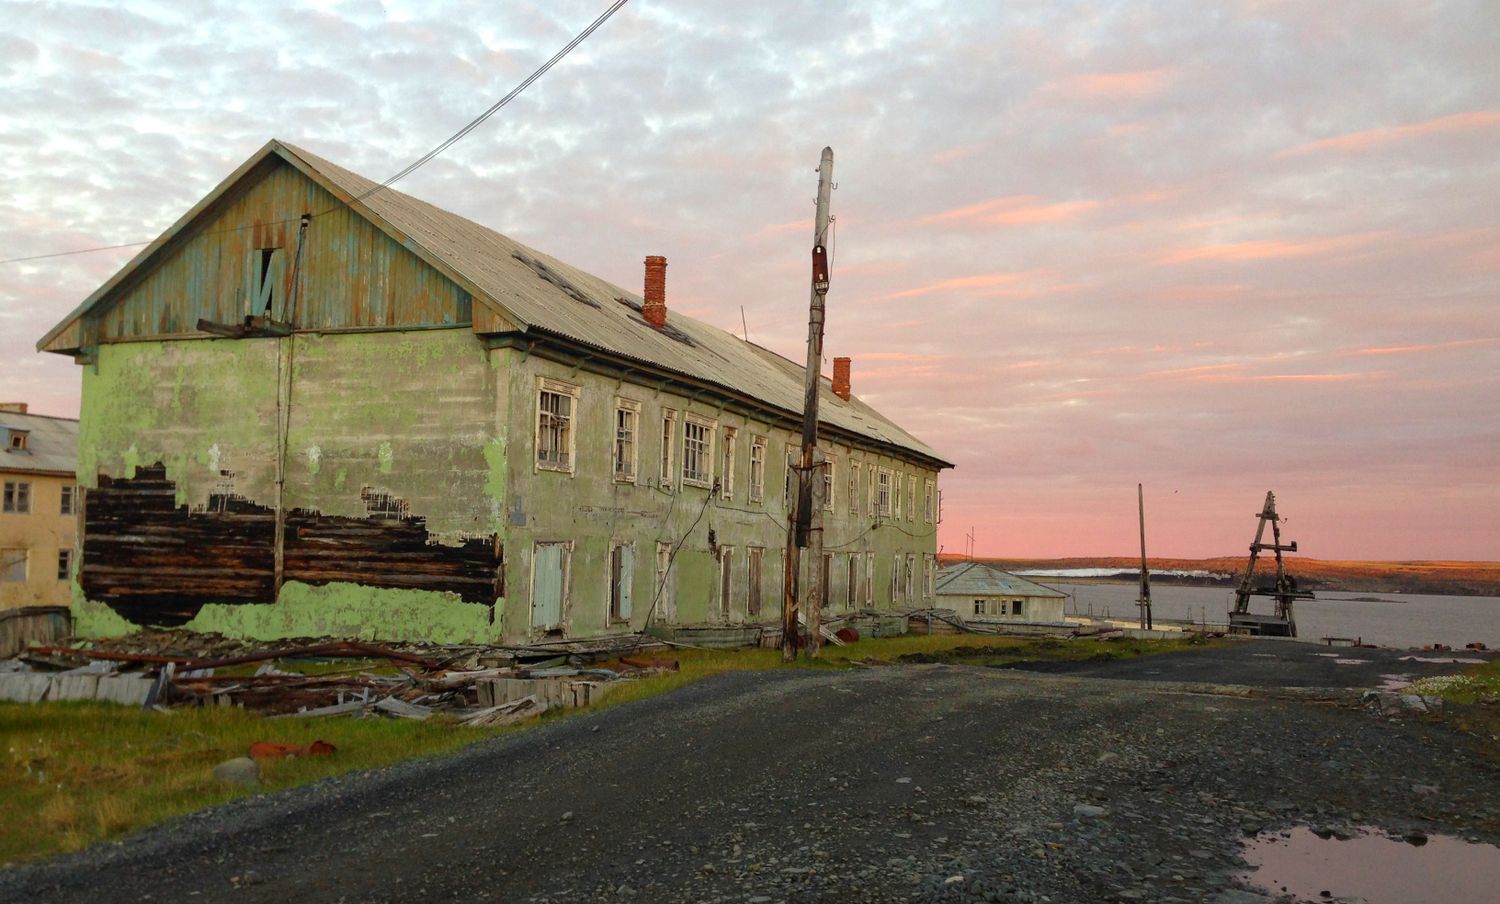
[212,757,260,787]
[1411,784,1440,795]
[1073,804,1107,818]
[1399,695,1428,712]
[1096,752,1120,765]
[241,869,264,886]
[561,811,574,822]
[895,777,912,784]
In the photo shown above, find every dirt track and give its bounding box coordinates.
[3,644,1498,903]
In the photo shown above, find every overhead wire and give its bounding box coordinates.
[0,0,632,267]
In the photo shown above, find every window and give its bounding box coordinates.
[973,599,985,616]
[905,554,915,601]
[864,554,874,606]
[609,543,634,622]
[890,554,901,603]
[848,464,859,515]
[2,480,30,514]
[822,460,834,512]
[846,554,858,608]
[719,546,735,619]
[892,472,903,520]
[1,549,24,582]
[6,429,27,452]
[875,470,891,517]
[531,541,571,630]
[535,379,579,473]
[252,246,284,315]
[613,400,640,482]
[747,547,764,617]
[784,448,799,512]
[660,409,677,486]
[57,548,72,581]
[720,427,737,498]
[682,416,715,488]
[907,476,917,522]
[821,552,832,609]
[748,436,766,502]
[1012,599,1024,616]
[924,555,936,598]
[924,480,935,523]
[60,485,76,516]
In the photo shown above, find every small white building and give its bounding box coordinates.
[935,562,1067,624]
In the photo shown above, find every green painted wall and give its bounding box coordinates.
[182,581,495,644]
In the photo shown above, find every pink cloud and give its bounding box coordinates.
[1050,66,1178,99]
[1346,337,1500,357]
[919,195,1100,227]
[1275,110,1500,158]
[930,143,983,164]
[1157,231,1387,264]
[884,272,1030,299]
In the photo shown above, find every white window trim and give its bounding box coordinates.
[822,459,835,512]
[608,540,634,623]
[892,470,903,520]
[876,469,892,518]
[719,545,736,619]
[924,479,935,523]
[748,435,767,502]
[613,398,641,484]
[848,463,860,515]
[659,408,678,489]
[907,475,917,522]
[682,414,717,489]
[720,426,738,499]
[534,378,580,475]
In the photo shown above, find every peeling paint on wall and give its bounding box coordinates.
[181,581,498,645]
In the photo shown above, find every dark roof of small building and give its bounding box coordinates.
[37,140,950,470]
[935,561,1066,598]
[0,410,79,476]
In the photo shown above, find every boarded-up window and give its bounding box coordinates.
[720,427,737,498]
[719,546,734,619]
[747,546,763,617]
[609,543,634,622]
[2,480,30,514]
[924,480,934,523]
[1,549,25,583]
[532,542,569,630]
[908,476,917,522]
[655,541,675,621]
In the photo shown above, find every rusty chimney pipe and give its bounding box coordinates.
[832,357,851,401]
[642,255,667,328]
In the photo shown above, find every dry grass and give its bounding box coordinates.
[2,632,1193,866]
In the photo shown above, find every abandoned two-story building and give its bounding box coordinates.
[37,140,951,644]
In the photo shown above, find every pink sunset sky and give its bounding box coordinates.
[1,1,1496,561]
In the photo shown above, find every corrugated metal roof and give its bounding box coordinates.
[935,562,1065,598]
[275,142,948,467]
[0,412,79,475]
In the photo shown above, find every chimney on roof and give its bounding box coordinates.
[832,357,851,401]
[0,403,27,414]
[642,255,668,328]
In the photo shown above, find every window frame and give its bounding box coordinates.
[848,463,859,515]
[875,469,891,518]
[924,479,935,523]
[659,408,678,489]
[907,475,917,522]
[718,544,735,619]
[60,485,76,516]
[534,378,580,474]
[748,435,766,502]
[612,398,641,484]
[720,426,738,498]
[57,547,72,581]
[681,414,717,489]
[2,480,31,514]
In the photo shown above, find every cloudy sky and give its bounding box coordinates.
[3,0,1496,561]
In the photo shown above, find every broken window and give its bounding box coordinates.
[252,247,284,316]
[613,399,639,483]
[1,549,25,582]
[1012,599,1024,616]
[748,435,766,502]
[973,600,985,616]
[2,480,30,514]
[659,409,677,488]
[60,485,75,516]
[682,415,714,489]
[6,429,27,452]
[747,546,763,617]
[536,379,579,473]
[876,470,891,517]
[57,548,71,581]
[905,554,915,601]
[719,426,737,498]
[609,542,634,622]
[822,460,834,512]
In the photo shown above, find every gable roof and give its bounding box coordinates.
[39,140,949,469]
[0,411,79,476]
[935,561,1065,598]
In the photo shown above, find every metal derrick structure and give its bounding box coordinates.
[1228,491,1313,637]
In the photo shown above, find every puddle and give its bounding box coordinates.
[1377,674,1413,690]
[1332,658,1368,666]
[1398,656,1486,664]
[1239,826,1500,903]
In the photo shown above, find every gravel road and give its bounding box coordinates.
[4,645,1498,903]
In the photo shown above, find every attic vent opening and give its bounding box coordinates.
[253,247,283,315]
[512,251,602,309]
[6,429,27,452]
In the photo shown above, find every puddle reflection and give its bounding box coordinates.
[1239,826,1500,903]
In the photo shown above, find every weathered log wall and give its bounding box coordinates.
[82,464,500,627]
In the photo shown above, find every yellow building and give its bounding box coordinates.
[1,403,79,609]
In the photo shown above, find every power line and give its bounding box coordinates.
[0,0,632,267]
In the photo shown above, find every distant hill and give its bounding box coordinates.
[946,556,1500,597]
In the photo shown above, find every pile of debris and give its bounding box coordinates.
[0,630,677,727]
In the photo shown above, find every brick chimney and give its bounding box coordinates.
[0,402,28,414]
[832,357,851,401]
[642,255,667,328]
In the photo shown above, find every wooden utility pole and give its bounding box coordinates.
[1136,483,1153,630]
[782,146,835,662]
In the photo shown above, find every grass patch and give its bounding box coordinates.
[1409,658,1500,704]
[2,632,1198,866]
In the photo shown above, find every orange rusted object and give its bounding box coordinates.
[249,740,337,760]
